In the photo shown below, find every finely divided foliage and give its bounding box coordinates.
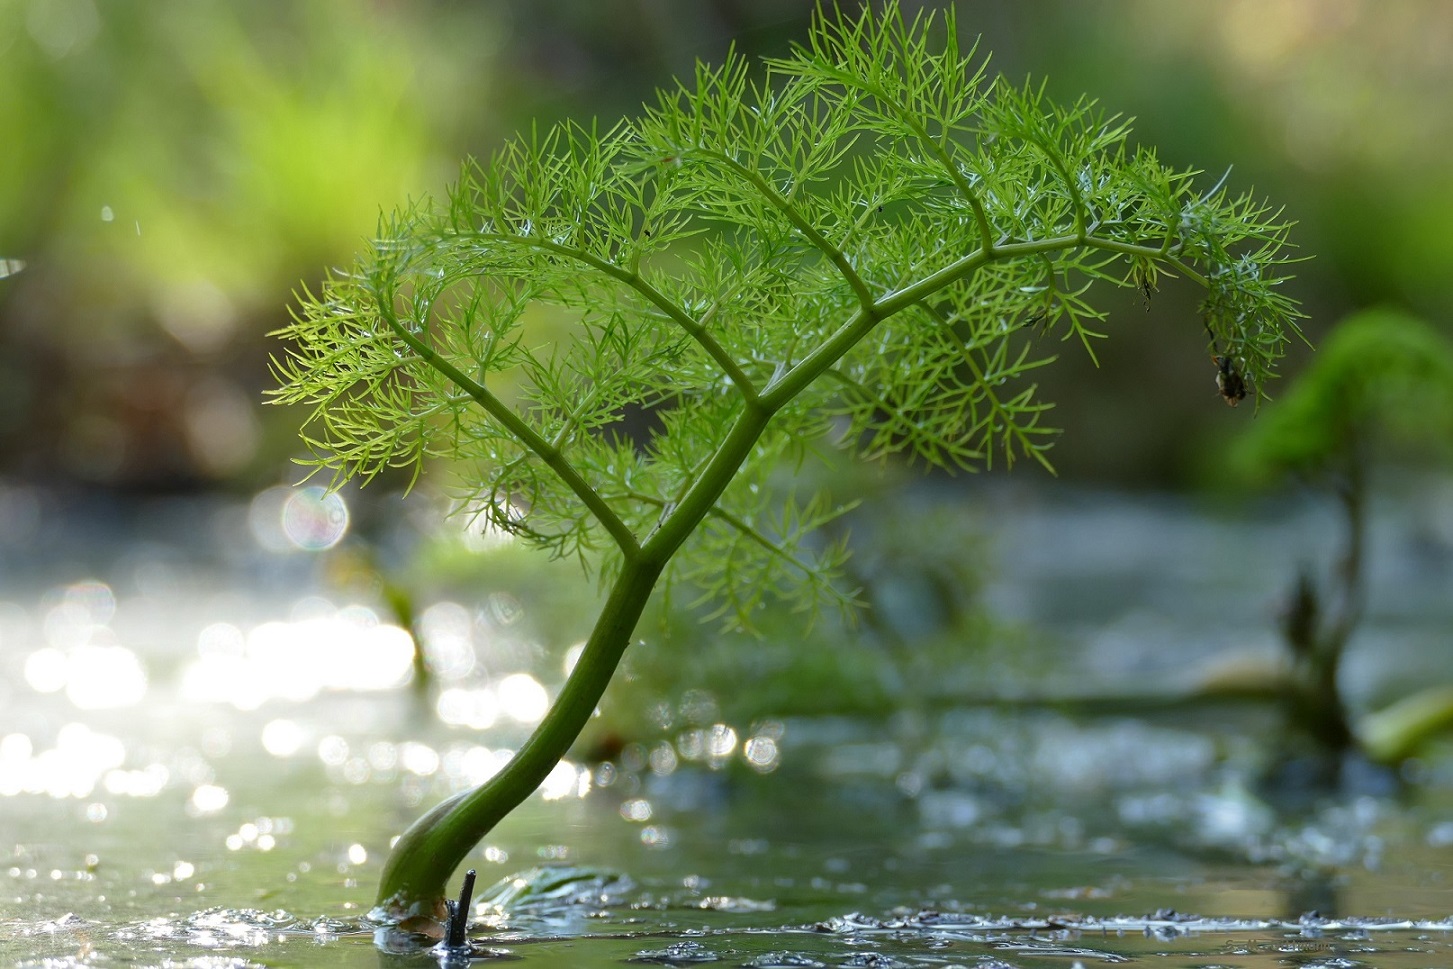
[273,3,1300,626]
[273,3,1303,918]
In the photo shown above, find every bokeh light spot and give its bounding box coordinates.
[539,760,584,801]
[64,644,147,709]
[28,0,98,59]
[418,602,476,680]
[436,686,499,729]
[744,735,781,773]
[24,648,67,693]
[181,608,413,708]
[190,784,230,814]
[280,486,349,551]
[485,592,524,626]
[620,798,653,822]
[497,673,548,724]
[261,719,305,758]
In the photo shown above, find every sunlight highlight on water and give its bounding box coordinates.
[0,723,135,799]
[63,644,147,709]
[190,784,230,815]
[180,606,413,708]
[743,734,781,773]
[539,760,590,801]
[418,601,477,680]
[436,685,500,729]
[260,719,305,757]
[21,581,149,710]
[497,673,548,724]
[223,817,291,852]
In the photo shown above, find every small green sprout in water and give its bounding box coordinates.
[270,2,1304,926]
[1227,307,1453,771]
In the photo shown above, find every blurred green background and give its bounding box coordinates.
[3,0,1451,490]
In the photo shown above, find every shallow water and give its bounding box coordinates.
[10,741,1453,967]
[3,481,1453,967]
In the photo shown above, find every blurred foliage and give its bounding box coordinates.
[3,0,1452,491]
[0,0,500,485]
[1084,2,1453,313]
[1214,308,1453,776]
[1227,308,1453,483]
[0,1,501,304]
[943,0,1453,482]
[0,0,814,487]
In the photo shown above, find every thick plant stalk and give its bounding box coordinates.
[373,555,666,919]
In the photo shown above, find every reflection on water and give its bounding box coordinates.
[181,607,414,709]
[24,580,148,711]
[2,483,1453,966]
[0,723,134,799]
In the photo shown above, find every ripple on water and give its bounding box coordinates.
[9,895,1453,967]
[630,940,722,964]
[741,953,826,969]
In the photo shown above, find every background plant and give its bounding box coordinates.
[1227,307,1453,769]
[272,2,1303,922]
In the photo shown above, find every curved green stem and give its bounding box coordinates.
[374,553,665,919]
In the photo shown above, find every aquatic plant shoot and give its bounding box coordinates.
[271,2,1303,923]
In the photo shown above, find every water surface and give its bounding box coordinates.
[3,482,1453,967]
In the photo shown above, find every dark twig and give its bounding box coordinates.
[444,869,477,950]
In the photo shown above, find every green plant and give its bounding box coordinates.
[271,2,1302,923]
[1228,307,1453,768]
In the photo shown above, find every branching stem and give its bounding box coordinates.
[642,401,775,562]
[701,149,878,312]
[377,400,780,920]
[375,292,641,556]
[480,233,760,400]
